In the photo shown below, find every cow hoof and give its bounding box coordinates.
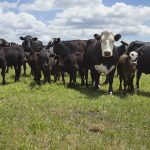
[119,87,122,91]
[102,81,108,85]
[123,92,126,96]
[109,91,113,95]
[135,87,139,92]
[2,82,6,85]
[94,86,99,90]
[98,84,101,89]
[37,81,41,85]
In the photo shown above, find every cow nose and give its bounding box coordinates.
[104,51,111,57]
[132,61,137,65]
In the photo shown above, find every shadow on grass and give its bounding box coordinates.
[67,83,132,100]
[136,90,150,98]
[29,81,41,89]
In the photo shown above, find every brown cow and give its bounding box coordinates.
[117,51,140,94]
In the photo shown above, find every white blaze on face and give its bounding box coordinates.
[129,51,138,65]
[101,31,114,57]
[95,64,115,75]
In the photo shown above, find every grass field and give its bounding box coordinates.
[0,67,149,150]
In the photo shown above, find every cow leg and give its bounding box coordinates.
[123,77,127,95]
[14,66,19,82]
[119,75,123,91]
[108,69,116,94]
[94,69,100,89]
[32,68,37,81]
[136,70,142,90]
[34,73,37,81]
[78,69,85,86]
[54,74,57,82]
[6,66,9,73]
[17,65,21,81]
[37,70,41,85]
[47,71,51,83]
[85,68,89,87]
[1,65,6,85]
[61,70,65,84]
[128,75,134,94]
[43,71,47,83]
[23,63,26,76]
[90,69,95,87]
[69,73,72,87]
[72,71,77,87]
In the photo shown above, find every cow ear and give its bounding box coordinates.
[33,37,38,41]
[121,41,129,46]
[138,52,143,57]
[57,38,60,43]
[20,36,25,40]
[94,34,101,40]
[114,34,121,41]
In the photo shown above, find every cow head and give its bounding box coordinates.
[51,38,61,45]
[20,35,38,52]
[127,51,138,67]
[94,31,121,57]
[0,38,9,47]
[127,41,144,53]
[45,41,53,50]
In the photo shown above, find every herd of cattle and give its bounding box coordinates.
[0,31,150,95]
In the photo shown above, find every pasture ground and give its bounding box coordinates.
[0,67,149,150]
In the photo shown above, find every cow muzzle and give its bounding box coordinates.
[104,51,112,57]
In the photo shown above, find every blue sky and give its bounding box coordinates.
[0,0,150,44]
[104,0,150,6]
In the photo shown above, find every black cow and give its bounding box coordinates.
[127,41,150,90]
[84,31,121,94]
[27,51,51,84]
[50,38,87,55]
[58,52,85,87]
[20,35,44,52]
[28,51,61,84]
[50,38,86,86]
[0,45,25,84]
[0,38,9,47]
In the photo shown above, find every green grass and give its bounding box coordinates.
[0,67,149,150]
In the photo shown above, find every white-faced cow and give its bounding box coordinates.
[84,31,121,94]
[118,51,139,95]
[127,41,150,90]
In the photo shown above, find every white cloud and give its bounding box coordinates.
[49,2,150,37]
[0,10,46,43]
[19,0,54,11]
[19,0,102,11]
[1,0,150,44]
